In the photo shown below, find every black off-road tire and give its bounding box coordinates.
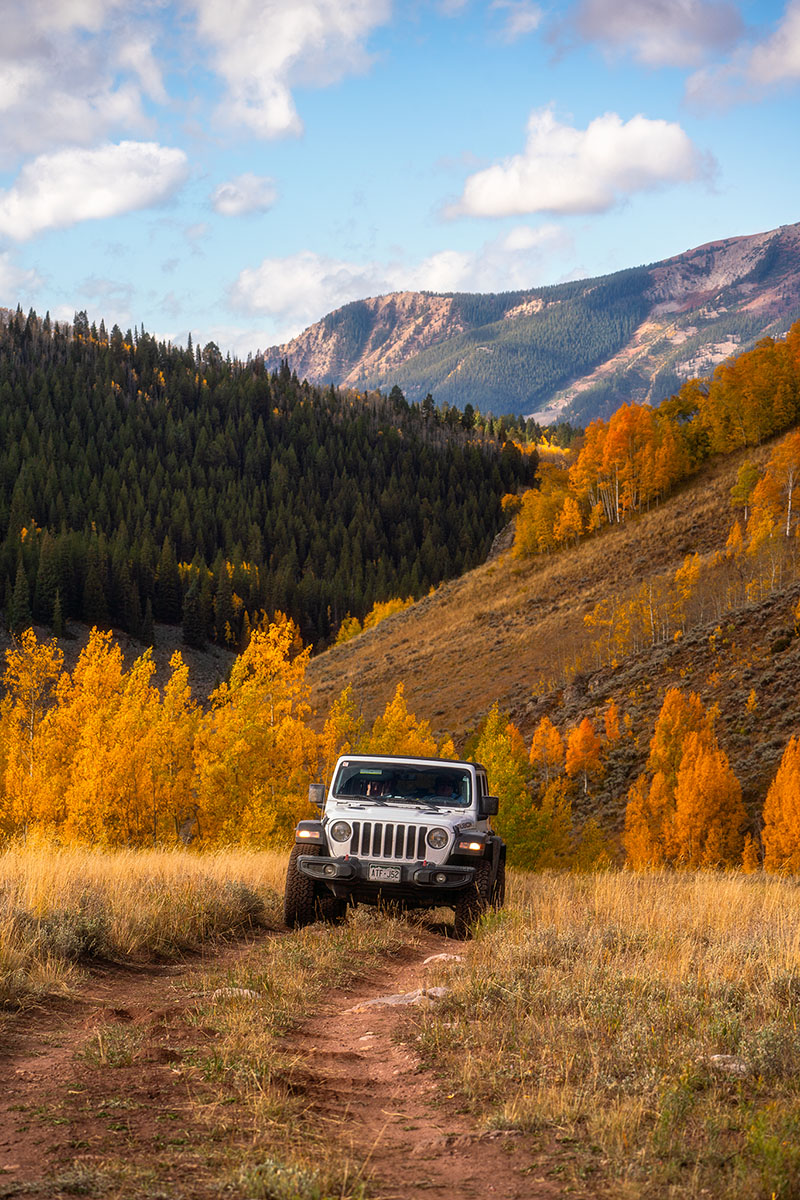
[316,892,348,925]
[453,859,493,939]
[283,844,319,928]
[491,854,506,910]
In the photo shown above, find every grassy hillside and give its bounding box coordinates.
[306,435,799,827]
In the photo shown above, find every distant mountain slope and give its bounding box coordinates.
[265,223,800,423]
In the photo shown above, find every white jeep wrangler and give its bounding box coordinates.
[283,754,506,937]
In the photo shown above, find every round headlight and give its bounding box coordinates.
[427,827,449,850]
[329,820,352,843]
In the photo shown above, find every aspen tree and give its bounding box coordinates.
[672,731,745,867]
[762,737,800,873]
[0,629,63,835]
[529,715,565,787]
[363,683,439,757]
[565,717,603,794]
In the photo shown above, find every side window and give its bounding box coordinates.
[477,773,487,796]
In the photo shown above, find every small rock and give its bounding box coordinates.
[344,986,450,1013]
[211,987,259,1002]
[707,1054,751,1077]
[422,953,463,965]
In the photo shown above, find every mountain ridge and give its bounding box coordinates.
[265,222,800,424]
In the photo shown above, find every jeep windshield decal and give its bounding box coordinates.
[332,761,471,807]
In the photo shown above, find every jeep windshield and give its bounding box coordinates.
[332,761,471,808]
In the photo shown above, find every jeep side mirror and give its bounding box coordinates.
[308,783,325,809]
[482,795,499,817]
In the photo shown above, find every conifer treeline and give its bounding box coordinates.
[0,308,534,648]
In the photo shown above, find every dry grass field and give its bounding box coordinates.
[418,869,800,1198]
[4,851,800,1197]
[0,844,285,1007]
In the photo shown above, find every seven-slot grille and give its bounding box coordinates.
[349,820,430,860]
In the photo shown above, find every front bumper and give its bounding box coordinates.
[297,854,476,891]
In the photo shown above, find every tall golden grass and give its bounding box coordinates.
[0,843,284,1006]
[418,869,800,1199]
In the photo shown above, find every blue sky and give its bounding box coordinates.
[0,0,797,357]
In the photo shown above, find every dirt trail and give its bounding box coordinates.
[287,930,558,1200]
[0,930,560,1199]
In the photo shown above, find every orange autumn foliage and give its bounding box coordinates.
[625,688,744,869]
[565,717,603,794]
[762,737,800,874]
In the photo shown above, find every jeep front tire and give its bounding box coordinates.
[453,859,493,939]
[283,844,319,928]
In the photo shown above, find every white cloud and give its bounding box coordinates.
[687,0,800,103]
[492,1,543,42]
[0,252,43,299]
[211,174,278,217]
[0,142,189,241]
[571,0,743,67]
[748,0,800,83]
[189,0,392,139]
[0,2,165,161]
[448,107,711,218]
[229,250,393,332]
[229,225,573,339]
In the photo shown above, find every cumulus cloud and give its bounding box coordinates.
[211,174,278,216]
[229,225,572,338]
[569,0,743,67]
[748,0,800,83]
[0,142,189,241]
[0,3,161,161]
[229,250,393,331]
[189,0,391,139]
[687,0,800,104]
[491,1,543,42]
[448,107,712,218]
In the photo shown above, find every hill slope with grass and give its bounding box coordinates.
[265,221,800,422]
[306,433,800,828]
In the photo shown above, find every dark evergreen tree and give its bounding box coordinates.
[154,536,182,623]
[182,583,206,649]
[9,557,31,634]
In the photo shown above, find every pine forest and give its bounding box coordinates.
[0,307,533,651]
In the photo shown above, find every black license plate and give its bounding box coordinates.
[368,864,401,883]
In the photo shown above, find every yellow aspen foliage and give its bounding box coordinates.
[438,735,458,760]
[572,816,613,872]
[156,652,200,842]
[0,629,63,836]
[335,614,362,644]
[363,682,438,758]
[745,688,758,715]
[474,701,534,866]
[53,630,128,843]
[362,596,414,631]
[741,833,761,873]
[565,717,603,794]
[603,699,621,744]
[553,495,583,546]
[623,773,670,868]
[528,777,572,868]
[319,684,365,782]
[646,687,711,790]
[672,731,745,867]
[762,737,800,873]
[725,519,745,558]
[529,715,564,786]
[195,618,317,846]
